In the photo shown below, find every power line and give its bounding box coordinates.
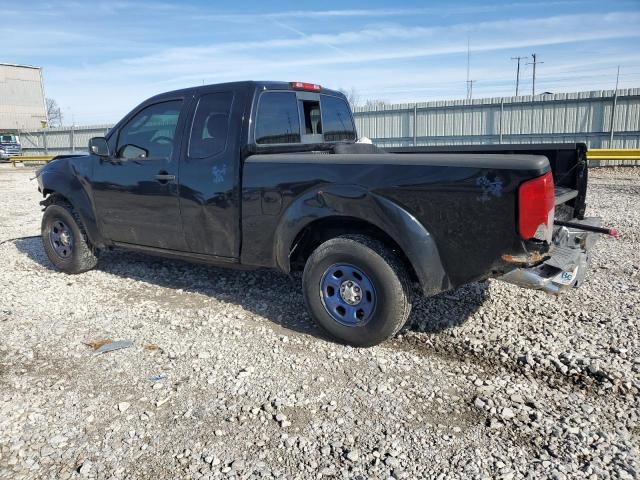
[526,53,544,95]
[510,56,527,96]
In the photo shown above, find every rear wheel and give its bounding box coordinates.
[41,202,98,274]
[302,234,412,347]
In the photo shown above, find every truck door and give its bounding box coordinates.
[178,89,243,258]
[91,99,189,251]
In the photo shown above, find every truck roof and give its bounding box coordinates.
[147,81,346,102]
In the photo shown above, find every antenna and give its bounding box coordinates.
[510,56,527,96]
[526,53,544,95]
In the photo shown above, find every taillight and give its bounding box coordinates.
[518,171,554,241]
[290,81,322,92]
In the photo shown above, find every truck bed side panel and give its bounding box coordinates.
[242,153,549,288]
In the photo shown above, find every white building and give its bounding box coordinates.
[0,63,48,131]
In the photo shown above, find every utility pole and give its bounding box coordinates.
[468,80,477,99]
[527,53,543,96]
[609,65,620,146]
[465,38,476,99]
[510,56,526,96]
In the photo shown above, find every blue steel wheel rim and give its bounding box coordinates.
[49,219,74,259]
[320,263,377,327]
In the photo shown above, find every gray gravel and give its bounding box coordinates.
[0,164,638,479]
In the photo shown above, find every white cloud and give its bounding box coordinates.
[26,7,639,124]
[55,12,638,82]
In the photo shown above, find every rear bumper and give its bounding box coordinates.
[498,217,601,295]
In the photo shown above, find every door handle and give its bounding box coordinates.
[154,173,176,183]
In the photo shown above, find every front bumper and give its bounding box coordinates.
[498,217,601,295]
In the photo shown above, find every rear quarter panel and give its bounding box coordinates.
[242,153,549,289]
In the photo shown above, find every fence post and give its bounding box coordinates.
[413,103,418,146]
[70,125,75,153]
[499,99,504,144]
[42,130,48,155]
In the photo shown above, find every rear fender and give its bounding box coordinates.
[274,185,452,296]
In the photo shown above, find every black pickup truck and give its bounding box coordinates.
[36,81,605,346]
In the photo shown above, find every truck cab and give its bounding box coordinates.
[0,133,22,158]
[76,81,356,258]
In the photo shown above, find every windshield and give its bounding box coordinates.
[1,135,17,143]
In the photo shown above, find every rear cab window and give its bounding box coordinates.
[320,95,356,142]
[255,92,301,144]
[254,89,356,146]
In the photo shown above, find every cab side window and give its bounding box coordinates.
[117,100,182,159]
[188,92,233,159]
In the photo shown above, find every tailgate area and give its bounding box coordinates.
[554,186,578,205]
[499,217,601,294]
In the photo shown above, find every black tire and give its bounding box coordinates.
[302,234,412,347]
[41,202,98,274]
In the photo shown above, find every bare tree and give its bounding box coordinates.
[363,99,389,109]
[46,98,63,127]
[338,87,361,108]
[337,88,389,110]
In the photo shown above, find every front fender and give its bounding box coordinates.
[39,161,105,248]
[274,185,452,296]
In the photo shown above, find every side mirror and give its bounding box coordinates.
[89,137,110,157]
[120,144,148,159]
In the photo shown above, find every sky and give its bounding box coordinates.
[2,0,640,125]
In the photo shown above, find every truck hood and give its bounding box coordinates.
[51,153,90,161]
[36,152,89,179]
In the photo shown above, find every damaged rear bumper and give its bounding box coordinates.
[498,217,601,295]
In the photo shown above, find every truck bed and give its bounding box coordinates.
[387,143,588,220]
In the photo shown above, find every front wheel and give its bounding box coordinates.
[41,203,98,274]
[302,235,412,347]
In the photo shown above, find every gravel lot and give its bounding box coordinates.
[0,164,638,479]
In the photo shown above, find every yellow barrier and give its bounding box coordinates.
[587,149,640,161]
[8,149,640,167]
[11,156,55,167]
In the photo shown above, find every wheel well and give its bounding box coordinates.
[289,216,418,281]
[41,191,71,208]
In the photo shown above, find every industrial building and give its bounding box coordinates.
[0,63,48,132]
